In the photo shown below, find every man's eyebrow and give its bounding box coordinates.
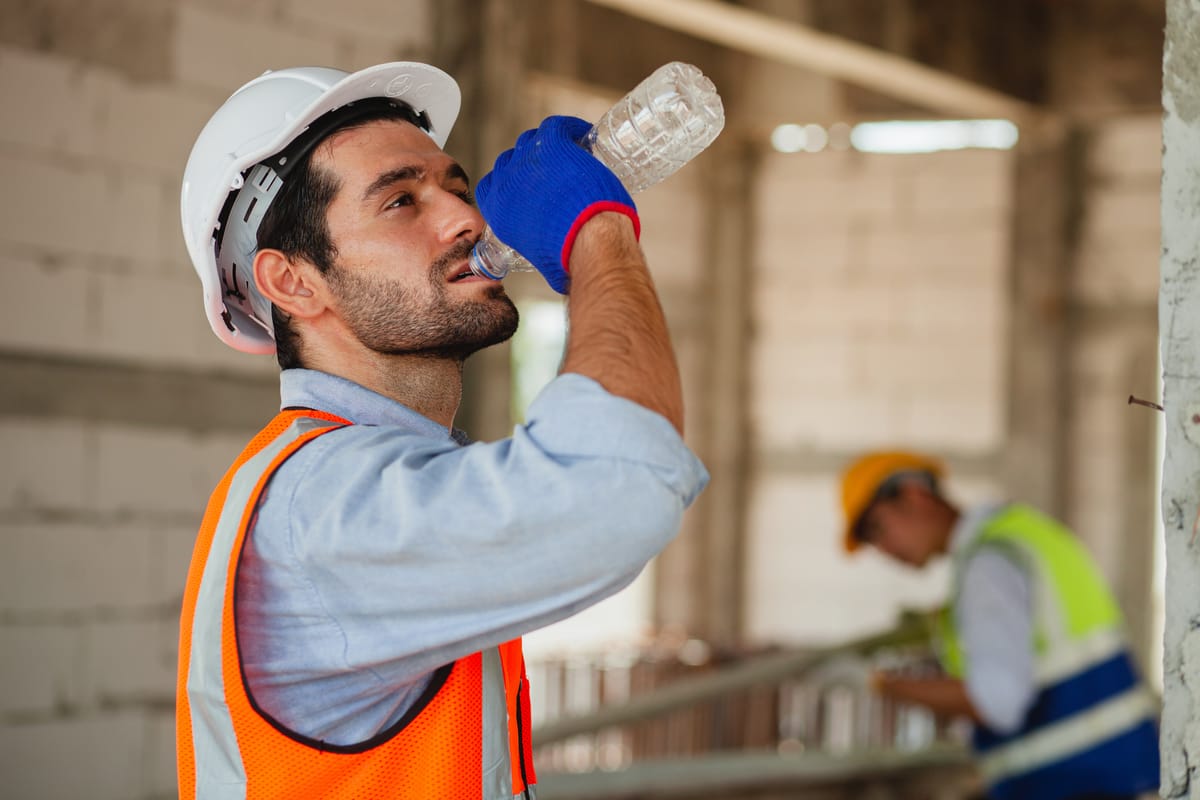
[445,162,471,186]
[360,165,425,203]
[359,162,472,204]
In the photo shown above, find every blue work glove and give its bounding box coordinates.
[475,115,640,294]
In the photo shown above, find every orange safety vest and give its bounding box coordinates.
[176,410,538,799]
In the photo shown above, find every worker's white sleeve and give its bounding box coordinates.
[956,549,1037,734]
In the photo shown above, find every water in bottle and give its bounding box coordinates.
[468,61,725,280]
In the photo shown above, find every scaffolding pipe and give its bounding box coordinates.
[536,745,972,799]
[533,618,928,745]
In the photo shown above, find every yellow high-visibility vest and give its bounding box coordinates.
[938,505,1158,800]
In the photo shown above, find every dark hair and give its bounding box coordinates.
[254,100,431,370]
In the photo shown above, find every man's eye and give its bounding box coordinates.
[386,193,414,209]
[455,188,475,206]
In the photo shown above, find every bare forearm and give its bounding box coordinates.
[874,674,982,723]
[560,214,684,434]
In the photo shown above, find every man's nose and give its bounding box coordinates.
[437,191,484,244]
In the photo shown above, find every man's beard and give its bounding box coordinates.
[326,238,520,360]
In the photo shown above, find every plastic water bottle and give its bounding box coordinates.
[468,61,726,280]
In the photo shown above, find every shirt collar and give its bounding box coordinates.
[279,368,470,444]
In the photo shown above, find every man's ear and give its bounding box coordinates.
[254,248,325,320]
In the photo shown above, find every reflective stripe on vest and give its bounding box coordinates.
[176,410,538,799]
[978,685,1157,782]
[938,505,1158,799]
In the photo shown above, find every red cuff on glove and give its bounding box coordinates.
[559,201,642,274]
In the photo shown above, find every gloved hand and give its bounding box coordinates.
[475,115,640,294]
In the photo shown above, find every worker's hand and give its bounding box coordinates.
[475,115,639,294]
[868,670,894,696]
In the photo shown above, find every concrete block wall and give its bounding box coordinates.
[0,1,434,797]
[745,145,1013,644]
[0,416,254,799]
[752,148,1010,454]
[1073,116,1162,308]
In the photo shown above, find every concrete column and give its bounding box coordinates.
[1159,1,1200,795]
[645,51,757,645]
[441,0,531,441]
[694,136,756,646]
[1117,318,1163,674]
[1002,122,1077,517]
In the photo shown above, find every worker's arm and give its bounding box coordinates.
[476,114,683,433]
[872,673,984,723]
[560,213,683,433]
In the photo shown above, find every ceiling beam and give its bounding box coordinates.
[581,0,1043,123]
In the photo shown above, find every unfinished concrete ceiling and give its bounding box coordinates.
[551,0,1164,119]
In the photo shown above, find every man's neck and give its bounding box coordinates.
[305,347,465,428]
[933,503,962,557]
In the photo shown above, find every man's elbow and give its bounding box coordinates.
[603,488,687,567]
[970,678,1035,735]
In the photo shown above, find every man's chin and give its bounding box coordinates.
[446,296,520,357]
[482,291,520,341]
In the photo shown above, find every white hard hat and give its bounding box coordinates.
[180,62,461,353]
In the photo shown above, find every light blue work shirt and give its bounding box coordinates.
[235,368,708,745]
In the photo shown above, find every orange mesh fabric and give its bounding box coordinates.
[230,653,483,798]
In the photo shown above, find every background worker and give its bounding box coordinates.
[175,61,707,799]
[840,451,1159,800]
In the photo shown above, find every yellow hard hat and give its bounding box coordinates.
[840,451,944,553]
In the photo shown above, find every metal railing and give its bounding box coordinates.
[527,616,980,799]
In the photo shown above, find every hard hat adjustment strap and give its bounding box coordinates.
[267,97,431,182]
